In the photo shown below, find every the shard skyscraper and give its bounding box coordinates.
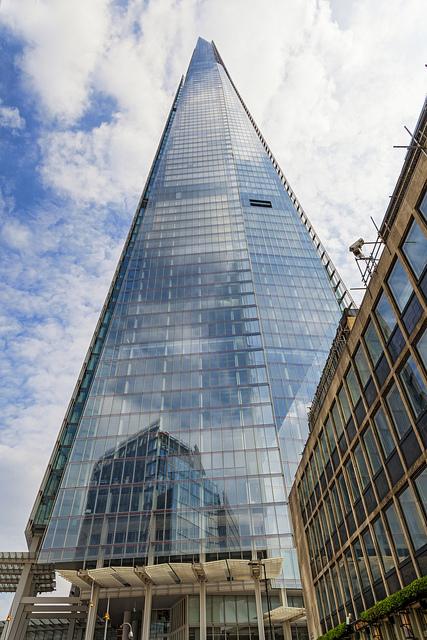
[4,38,353,640]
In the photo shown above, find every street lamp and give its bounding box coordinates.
[121,622,134,639]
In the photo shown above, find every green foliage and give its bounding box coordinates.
[317,622,348,640]
[360,576,427,624]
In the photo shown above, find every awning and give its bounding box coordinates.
[264,606,306,623]
[58,557,283,590]
[0,552,55,593]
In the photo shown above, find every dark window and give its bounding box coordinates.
[388,326,405,362]
[400,429,421,469]
[249,198,272,208]
[402,294,423,334]
[346,365,361,406]
[374,353,390,387]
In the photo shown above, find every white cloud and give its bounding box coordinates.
[0,104,25,129]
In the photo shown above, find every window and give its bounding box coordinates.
[345,458,360,502]
[399,355,427,417]
[416,328,427,372]
[384,502,409,561]
[354,345,371,387]
[364,320,383,366]
[332,401,344,437]
[353,537,371,590]
[363,528,382,581]
[363,427,382,474]
[354,443,370,490]
[249,198,272,208]
[346,365,361,406]
[402,219,427,278]
[325,415,336,451]
[387,259,413,312]
[398,485,427,550]
[373,407,395,456]
[415,468,427,516]
[338,386,351,424]
[385,383,411,438]
[419,189,427,223]
[372,516,395,572]
[375,292,397,341]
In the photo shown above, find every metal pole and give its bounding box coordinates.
[263,563,275,640]
[103,597,110,640]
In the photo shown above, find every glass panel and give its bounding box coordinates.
[325,416,336,452]
[402,219,427,278]
[346,366,361,406]
[399,355,427,418]
[354,443,370,490]
[363,426,382,474]
[362,528,382,581]
[387,259,413,312]
[332,402,344,437]
[384,502,409,561]
[415,468,427,515]
[375,292,397,341]
[337,387,351,424]
[385,384,411,438]
[418,190,427,224]
[373,516,395,573]
[364,320,383,366]
[398,485,427,551]
[345,457,359,503]
[417,327,427,372]
[373,407,395,456]
[353,537,370,590]
[354,345,371,387]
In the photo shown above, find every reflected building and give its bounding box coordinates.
[3,38,353,640]
[72,422,241,563]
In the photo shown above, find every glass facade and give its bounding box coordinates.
[36,39,350,576]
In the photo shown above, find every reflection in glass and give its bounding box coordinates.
[364,321,383,366]
[372,516,395,572]
[402,219,427,278]
[387,259,413,312]
[385,384,411,439]
[399,356,427,418]
[384,502,409,562]
[373,407,395,456]
[398,485,427,551]
[375,292,397,341]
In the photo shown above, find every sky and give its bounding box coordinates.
[0,0,426,617]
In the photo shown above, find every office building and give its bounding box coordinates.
[289,99,427,640]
